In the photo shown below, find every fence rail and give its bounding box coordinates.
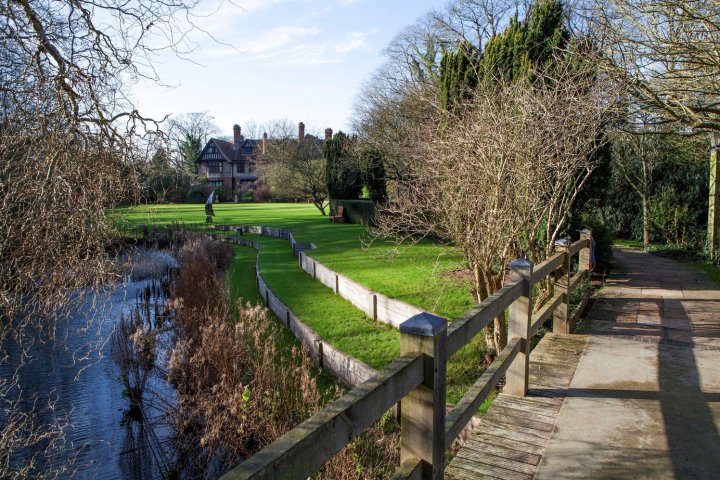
[220,229,593,480]
[127,223,593,479]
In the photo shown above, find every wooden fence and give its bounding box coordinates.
[220,230,593,480]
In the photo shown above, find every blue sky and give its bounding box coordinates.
[131,0,445,138]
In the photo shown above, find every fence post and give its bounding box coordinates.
[553,239,572,334]
[579,228,593,273]
[399,313,447,480]
[505,259,534,397]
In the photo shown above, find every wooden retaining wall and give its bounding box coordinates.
[235,236,376,388]
[232,225,426,330]
[299,252,424,328]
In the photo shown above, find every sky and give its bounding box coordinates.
[130,0,446,139]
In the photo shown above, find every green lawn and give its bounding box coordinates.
[692,262,720,287]
[228,244,262,305]
[116,203,476,319]
[117,203,488,403]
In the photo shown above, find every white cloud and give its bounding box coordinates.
[240,30,368,66]
[334,31,366,53]
[248,26,322,54]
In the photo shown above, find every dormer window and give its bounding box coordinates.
[243,147,253,155]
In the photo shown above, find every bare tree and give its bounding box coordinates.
[610,128,663,245]
[168,112,220,173]
[590,0,720,259]
[0,0,216,477]
[258,121,329,215]
[373,60,615,350]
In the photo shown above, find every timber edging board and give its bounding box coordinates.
[229,234,377,388]
[235,225,426,329]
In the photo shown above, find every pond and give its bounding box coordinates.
[2,251,181,479]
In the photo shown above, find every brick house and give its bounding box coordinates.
[195,124,264,195]
[196,122,333,197]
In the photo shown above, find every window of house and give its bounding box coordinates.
[236,162,245,173]
[243,147,253,154]
[209,180,223,187]
[248,162,255,173]
[208,162,223,173]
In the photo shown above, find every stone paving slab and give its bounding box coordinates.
[535,248,720,479]
[534,335,720,480]
[582,249,720,348]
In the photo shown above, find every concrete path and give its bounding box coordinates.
[535,249,720,479]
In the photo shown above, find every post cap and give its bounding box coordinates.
[554,239,571,248]
[510,258,533,270]
[579,228,592,237]
[400,312,447,337]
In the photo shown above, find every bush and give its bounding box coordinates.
[187,182,213,203]
[580,216,613,275]
[330,199,377,225]
[649,186,703,247]
[645,243,702,260]
[252,179,271,202]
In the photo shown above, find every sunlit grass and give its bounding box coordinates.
[118,203,491,403]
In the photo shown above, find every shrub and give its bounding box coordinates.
[584,218,613,275]
[187,182,213,203]
[649,187,686,244]
[645,243,702,260]
[252,179,272,202]
[166,231,400,477]
[331,199,377,225]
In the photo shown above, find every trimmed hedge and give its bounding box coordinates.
[330,199,376,225]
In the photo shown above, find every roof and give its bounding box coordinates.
[196,138,262,163]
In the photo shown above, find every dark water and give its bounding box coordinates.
[2,277,177,479]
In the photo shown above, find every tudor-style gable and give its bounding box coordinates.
[196,124,260,193]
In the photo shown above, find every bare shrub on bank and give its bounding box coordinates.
[166,234,400,477]
[374,60,616,350]
[0,0,222,476]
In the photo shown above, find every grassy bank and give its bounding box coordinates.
[118,203,490,403]
[117,203,476,319]
[226,231,490,403]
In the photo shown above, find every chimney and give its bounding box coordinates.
[324,128,333,141]
[298,122,305,141]
[233,124,242,144]
[262,132,268,154]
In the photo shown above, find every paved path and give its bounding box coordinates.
[535,249,720,479]
[582,248,720,348]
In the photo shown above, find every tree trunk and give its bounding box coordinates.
[489,274,506,351]
[642,193,650,246]
[597,206,607,226]
[313,198,327,215]
[709,144,719,262]
[472,264,496,352]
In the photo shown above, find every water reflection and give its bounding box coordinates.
[2,251,178,480]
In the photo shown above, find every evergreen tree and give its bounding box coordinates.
[179,133,203,175]
[361,149,388,203]
[479,0,567,83]
[325,131,362,200]
[438,0,568,112]
[439,41,480,114]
